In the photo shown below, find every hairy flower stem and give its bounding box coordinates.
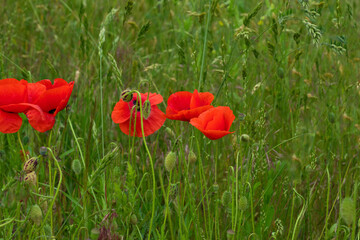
[133,91,156,240]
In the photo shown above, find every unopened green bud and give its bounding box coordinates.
[226,229,235,239]
[145,189,152,202]
[221,190,232,207]
[142,100,151,119]
[44,224,52,237]
[240,134,250,142]
[39,146,47,156]
[239,196,248,211]
[212,183,219,193]
[340,197,355,226]
[40,197,48,214]
[90,228,100,239]
[29,204,42,226]
[130,214,138,225]
[121,89,133,102]
[23,157,38,173]
[188,150,197,163]
[165,151,176,172]
[71,159,82,175]
[24,171,37,186]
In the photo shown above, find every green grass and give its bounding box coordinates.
[1,0,360,239]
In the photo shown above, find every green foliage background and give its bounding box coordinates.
[1,0,360,239]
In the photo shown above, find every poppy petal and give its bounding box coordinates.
[166,91,192,115]
[26,109,55,132]
[0,103,44,114]
[0,110,23,133]
[0,79,27,105]
[111,100,131,124]
[190,89,214,109]
[189,106,235,140]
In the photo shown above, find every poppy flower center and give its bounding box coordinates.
[48,109,56,114]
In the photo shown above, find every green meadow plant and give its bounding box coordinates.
[1,0,360,239]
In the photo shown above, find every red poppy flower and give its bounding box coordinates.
[165,89,214,121]
[0,78,42,133]
[111,92,166,137]
[26,78,74,132]
[190,106,235,140]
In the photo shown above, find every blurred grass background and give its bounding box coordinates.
[1,0,360,239]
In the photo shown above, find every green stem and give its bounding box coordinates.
[198,0,213,91]
[17,131,27,161]
[133,91,156,240]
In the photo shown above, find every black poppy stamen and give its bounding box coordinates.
[48,109,56,114]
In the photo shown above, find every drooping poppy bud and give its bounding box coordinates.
[23,157,38,173]
[142,99,151,119]
[121,89,133,102]
[24,171,37,186]
[165,151,176,172]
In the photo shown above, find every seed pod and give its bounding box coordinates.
[121,89,133,102]
[340,197,355,226]
[240,134,250,142]
[165,151,176,172]
[221,190,232,207]
[39,146,47,156]
[24,171,37,186]
[130,214,138,225]
[142,100,151,119]
[29,204,42,226]
[23,158,38,173]
[188,150,197,163]
[239,196,248,211]
[71,159,82,175]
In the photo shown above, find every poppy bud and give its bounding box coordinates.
[23,157,38,173]
[226,229,235,239]
[25,171,37,186]
[29,204,43,226]
[142,100,151,119]
[165,151,176,172]
[221,190,232,207]
[212,183,219,193]
[239,196,248,211]
[121,89,133,102]
[90,228,100,239]
[240,134,250,142]
[44,224,52,237]
[130,214,138,225]
[39,146,47,156]
[145,189,152,202]
[188,150,197,163]
[71,159,82,175]
[340,197,355,226]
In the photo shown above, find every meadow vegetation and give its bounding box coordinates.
[1,0,360,239]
